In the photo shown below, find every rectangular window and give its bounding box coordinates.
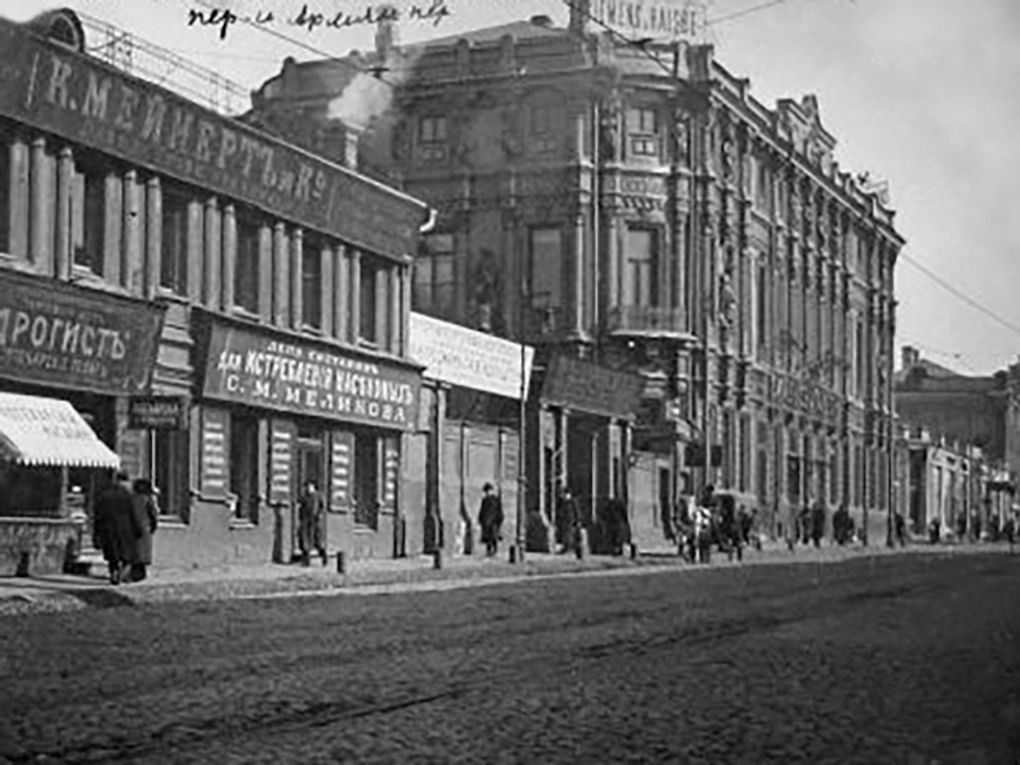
[786,454,800,504]
[235,211,260,313]
[0,140,9,253]
[414,233,455,317]
[628,107,659,156]
[624,227,658,307]
[739,416,751,493]
[855,318,865,398]
[302,234,323,329]
[73,152,106,275]
[229,412,259,523]
[359,258,378,344]
[528,227,563,331]
[420,116,447,142]
[160,185,188,295]
[354,431,379,529]
[755,261,767,357]
[152,429,188,520]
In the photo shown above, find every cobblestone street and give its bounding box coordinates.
[1,551,1019,764]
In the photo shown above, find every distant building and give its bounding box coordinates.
[251,4,904,550]
[0,9,429,571]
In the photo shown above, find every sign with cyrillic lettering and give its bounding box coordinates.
[0,17,425,261]
[330,430,353,511]
[201,318,421,431]
[199,407,228,497]
[0,267,165,395]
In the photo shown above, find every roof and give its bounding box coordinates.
[417,19,568,49]
[0,393,120,469]
[893,358,961,385]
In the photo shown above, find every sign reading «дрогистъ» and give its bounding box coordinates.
[0,16,425,262]
[202,321,421,431]
[0,268,165,395]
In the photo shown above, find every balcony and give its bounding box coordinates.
[606,305,694,342]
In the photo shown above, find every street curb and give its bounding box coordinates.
[0,544,1012,617]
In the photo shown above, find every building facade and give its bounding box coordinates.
[0,10,429,568]
[251,6,903,549]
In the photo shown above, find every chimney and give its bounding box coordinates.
[375,7,399,61]
[343,127,360,170]
[530,14,553,28]
[901,345,920,370]
[568,0,590,34]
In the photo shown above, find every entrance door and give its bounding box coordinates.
[296,441,324,496]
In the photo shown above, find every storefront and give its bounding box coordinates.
[0,267,166,573]
[188,311,421,564]
[532,355,644,553]
[407,312,533,557]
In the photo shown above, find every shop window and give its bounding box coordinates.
[359,258,378,345]
[0,140,9,253]
[234,211,260,313]
[353,432,379,529]
[623,227,658,307]
[527,227,562,333]
[302,233,324,329]
[160,184,189,295]
[229,412,260,523]
[152,429,189,520]
[414,233,454,317]
[73,151,106,275]
[627,107,659,157]
[0,463,62,517]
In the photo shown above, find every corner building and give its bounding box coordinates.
[0,10,429,567]
[251,6,903,548]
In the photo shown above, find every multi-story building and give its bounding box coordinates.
[0,9,429,571]
[251,4,903,550]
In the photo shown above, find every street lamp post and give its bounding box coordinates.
[512,311,527,564]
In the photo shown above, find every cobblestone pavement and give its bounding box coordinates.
[1,551,1018,764]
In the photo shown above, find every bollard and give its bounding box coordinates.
[432,548,443,570]
[335,550,347,575]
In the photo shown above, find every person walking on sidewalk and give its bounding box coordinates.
[297,480,327,566]
[127,478,159,582]
[478,483,504,557]
[94,471,139,585]
[557,487,580,554]
[810,501,825,548]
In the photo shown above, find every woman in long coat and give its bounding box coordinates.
[129,478,159,582]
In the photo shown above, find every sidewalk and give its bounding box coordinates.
[0,540,1010,617]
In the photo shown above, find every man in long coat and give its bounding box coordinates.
[93,471,139,585]
[128,478,160,582]
[478,483,504,557]
[297,480,327,566]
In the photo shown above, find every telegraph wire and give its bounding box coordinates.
[898,251,1020,340]
[708,0,791,25]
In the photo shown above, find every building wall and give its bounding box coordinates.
[251,18,903,541]
[0,13,426,567]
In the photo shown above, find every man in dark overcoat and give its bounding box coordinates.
[93,471,139,585]
[128,478,160,582]
[297,480,327,566]
[478,483,504,557]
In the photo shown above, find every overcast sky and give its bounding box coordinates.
[2,0,1018,375]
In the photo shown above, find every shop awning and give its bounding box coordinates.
[0,393,120,469]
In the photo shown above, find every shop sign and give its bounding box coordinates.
[201,321,420,431]
[0,268,165,395]
[590,0,709,45]
[0,17,425,261]
[409,312,534,400]
[128,396,188,430]
[541,356,645,420]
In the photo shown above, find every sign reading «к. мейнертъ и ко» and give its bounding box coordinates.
[0,16,425,262]
[590,0,709,43]
[202,321,421,432]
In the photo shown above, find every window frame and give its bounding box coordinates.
[359,257,379,346]
[159,183,189,296]
[234,209,261,315]
[623,225,659,308]
[73,150,107,276]
[151,428,189,522]
[414,233,455,317]
[627,106,660,157]
[527,226,563,332]
[228,411,260,524]
[301,232,324,330]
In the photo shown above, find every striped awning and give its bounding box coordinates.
[0,393,120,469]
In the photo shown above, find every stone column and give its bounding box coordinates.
[570,212,586,338]
[102,170,123,283]
[350,249,362,342]
[203,198,222,309]
[272,222,289,326]
[54,146,73,280]
[389,266,401,354]
[400,261,412,356]
[7,135,30,259]
[258,223,273,321]
[122,169,143,292]
[290,227,303,328]
[220,203,236,309]
[145,176,161,298]
[320,239,334,336]
[29,137,52,269]
[186,199,203,304]
[335,244,349,342]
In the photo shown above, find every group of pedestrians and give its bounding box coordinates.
[93,471,159,585]
[672,486,756,565]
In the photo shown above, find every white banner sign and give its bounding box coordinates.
[590,0,709,43]
[409,313,534,400]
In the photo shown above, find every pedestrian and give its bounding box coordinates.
[557,487,580,554]
[810,501,825,548]
[894,511,907,547]
[605,495,630,556]
[928,516,941,545]
[297,479,327,566]
[799,505,812,545]
[93,471,139,585]
[478,483,504,557]
[972,512,982,543]
[1005,513,1016,554]
[127,478,159,582]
